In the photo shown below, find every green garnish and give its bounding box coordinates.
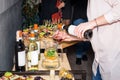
[47,49,56,57]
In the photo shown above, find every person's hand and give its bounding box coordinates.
[53,30,68,42]
[74,20,96,39]
[53,30,82,42]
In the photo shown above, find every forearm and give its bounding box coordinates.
[93,1,120,28]
[94,15,109,28]
[75,15,109,30]
[90,1,120,29]
[63,34,84,42]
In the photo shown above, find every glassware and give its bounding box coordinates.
[41,38,60,80]
[42,58,60,70]
[59,68,74,80]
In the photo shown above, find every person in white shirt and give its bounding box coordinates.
[53,0,120,80]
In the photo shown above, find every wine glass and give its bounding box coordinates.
[59,68,74,80]
[41,38,60,80]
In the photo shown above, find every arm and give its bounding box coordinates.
[95,0,120,26]
[74,0,120,38]
[104,0,120,23]
[94,0,120,27]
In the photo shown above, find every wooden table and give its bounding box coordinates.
[12,53,73,80]
[12,53,71,70]
[38,53,86,80]
[11,53,86,80]
[12,38,86,80]
[38,53,72,80]
[60,41,78,48]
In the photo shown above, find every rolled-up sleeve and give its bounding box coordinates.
[104,0,120,23]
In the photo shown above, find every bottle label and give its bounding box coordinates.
[27,61,31,68]
[36,41,40,54]
[18,51,25,66]
[30,50,39,65]
[68,25,76,36]
[27,52,31,68]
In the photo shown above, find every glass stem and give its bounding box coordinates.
[50,70,55,80]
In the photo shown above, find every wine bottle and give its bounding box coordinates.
[33,24,41,60]
[59,25,93,40]
[27,31,39,71]
[15,30,26,71]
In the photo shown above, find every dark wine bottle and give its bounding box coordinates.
[62,25,93,40]
[15,30,26,71]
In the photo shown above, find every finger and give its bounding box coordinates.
[75,26,82,38]
[74,26,80,36]
[78,30,83,38]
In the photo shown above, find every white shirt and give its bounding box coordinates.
[87,0,120,80]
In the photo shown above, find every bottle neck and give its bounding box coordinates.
[34,29,38,33]
[62,25,68,32]
[16,37,22,42]
[16,30,23,41]
[63,25,76,36]
[30,37,36,42]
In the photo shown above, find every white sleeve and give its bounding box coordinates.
[104,0,120,23]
